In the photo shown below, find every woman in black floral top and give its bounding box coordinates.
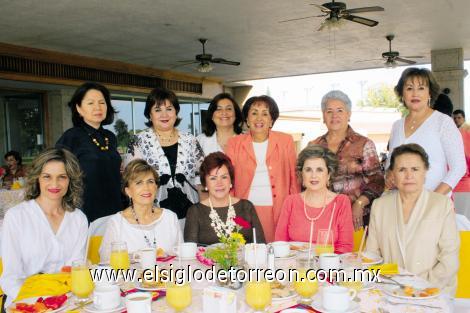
[126,87,204,227]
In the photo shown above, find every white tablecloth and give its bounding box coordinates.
[0,188,24,218]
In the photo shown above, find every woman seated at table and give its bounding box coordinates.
[2,150,27,189]
[100,159,182,262]
[366,143,460,294]
[275,145,353,254]
[184,152,265,245]
[0,148,88,305]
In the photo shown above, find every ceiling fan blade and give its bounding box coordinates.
[345,6,384,14]
[310,3,331,12]
[279,15,323,23]
[395,57,416,65]
[177,60,197,63]
[401,55,424,59]
[343,14,379,27]
[211,58,240,66]
[171,61,198,69]
[355,58,383,63]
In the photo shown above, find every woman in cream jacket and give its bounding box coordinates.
[366,143,460,295]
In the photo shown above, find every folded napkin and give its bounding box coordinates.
[121,288,165,301]
[15,273,71,302]
[369,263,399,275]
[157,255,176,262]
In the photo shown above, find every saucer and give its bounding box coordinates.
[175,255,196,261]
[311,297,359,313]
[83,299,125,313]
[275,251,297,260]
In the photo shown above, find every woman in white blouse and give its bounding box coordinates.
[197,93,244,155]
[100,159,182,263]
[0,148,88,305]
[386,67,466,195]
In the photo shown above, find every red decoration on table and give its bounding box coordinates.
[275,303,320,312]
[121,288,165,301]
[156,255,176,262]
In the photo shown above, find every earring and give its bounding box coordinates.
[129,197,133,207]
[230,184,233,188]
[428,98,431,106]
[204,186,208,191]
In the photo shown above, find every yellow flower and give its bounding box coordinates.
[230,232,246,245]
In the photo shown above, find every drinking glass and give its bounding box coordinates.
[339,268,363,293]
[71,260,94,304]
[293,260,318,305]
[315,229,334,255]
[110,241,130,270]
[166,282,192,312]
[245,280,272,312]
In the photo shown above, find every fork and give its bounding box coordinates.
[385,298,442,310]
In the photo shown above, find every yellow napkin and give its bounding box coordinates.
[368,263,399,275]
[15,273,71,302]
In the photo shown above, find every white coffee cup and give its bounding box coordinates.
[322,285,356,312]
[93,284,121,310]
[173,242,197,259]
[319,253,341,272]
[125,292,152,313]
[133,248,156,270]
[271,241,290,258]
[91,265,117,285]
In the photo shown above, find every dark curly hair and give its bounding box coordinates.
[203,93,243,136]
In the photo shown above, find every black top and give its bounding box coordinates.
[56,122,123,222]
[161,143,178,177]
[184,199,266,245]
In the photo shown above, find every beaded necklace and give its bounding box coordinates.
[208,196,236,238]
[87,133,109,151]
[303,191,336,246]
[131,204,157,248]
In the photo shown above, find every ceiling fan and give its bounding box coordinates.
[176,38,240,73]
[356,35,424,67]
[279,0,384,31]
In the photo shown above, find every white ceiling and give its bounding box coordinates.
[1,0,469,83]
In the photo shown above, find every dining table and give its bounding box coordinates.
[63,248,468,313]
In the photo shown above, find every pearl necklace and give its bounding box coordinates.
[130,205,157,248]
[303,191,328,222]
[155,128,176,144]
[208,196,236,238]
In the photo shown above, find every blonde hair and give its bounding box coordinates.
[122,159,159,193]
[24,148,83,211]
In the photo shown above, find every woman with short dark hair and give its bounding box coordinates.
[367,143,459,294]
[0,148,88,305]
[184,152,265,245]
[56,82,122,222]
[386,68,466,196]
[2,150,27,189]
[126,87,204,229]
[197,93,243,155]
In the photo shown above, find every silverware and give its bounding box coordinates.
[68,299,93,311]
[385,298,442,309]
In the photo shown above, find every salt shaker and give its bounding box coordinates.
[267,245,275,271]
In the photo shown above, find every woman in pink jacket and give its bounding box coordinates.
[275,144,354,254]
[225,95,299,242]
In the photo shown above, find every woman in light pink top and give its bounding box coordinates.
[275,144,353,254]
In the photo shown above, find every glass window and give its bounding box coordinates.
[105,99,133,152]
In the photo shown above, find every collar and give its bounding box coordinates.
[319,125,358,144]
[81,121,105,135]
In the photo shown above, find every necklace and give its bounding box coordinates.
[155,128,176,144]
[303,191,328,222]
[208,196,236,238]
[88,133,109,151]
[130,204,157,248]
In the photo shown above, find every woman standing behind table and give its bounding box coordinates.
[56,82,122,222]
[126,87,204,229]
[367,144,459,295]
[100,159,181,262]
[0,148,88,305]
[184,152,265,245]
[197,93,244,155]
[225,95,299,242]
[386,68,466,195]
[2,151,28,189]
[275,145,353,254]
[310,90,384,230]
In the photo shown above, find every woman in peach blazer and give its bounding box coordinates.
[225,95,299,242]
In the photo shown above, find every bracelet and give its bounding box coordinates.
[356,199,364,207]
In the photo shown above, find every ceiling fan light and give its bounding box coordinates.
[197,62,213,73]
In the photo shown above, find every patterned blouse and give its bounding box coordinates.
[310,126,385,216]
[126,129,205,217]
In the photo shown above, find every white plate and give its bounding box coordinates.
[382,285,441,300]
[8,296,70,313]
[288,241,311,252]
[280,309,310,312]
[275,251,297,260]
[175,255,196,261]
[271,285,297,301]
[341,252,383,265]
[311,296,360,313]
[83,299,125,313]
[135,281,166,291]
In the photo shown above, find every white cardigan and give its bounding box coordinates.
[386,111,466,191]
[196,133,223,156]
[0,200,88,305]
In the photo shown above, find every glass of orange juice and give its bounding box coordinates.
[110,241,130,271]
[166,282,192,312]
[293,260,318,305]
[71,260,94,304]
[315,229,334,255]
[245,280,272,312]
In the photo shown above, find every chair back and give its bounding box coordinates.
[456,231,470,298]
[87,215,111,264]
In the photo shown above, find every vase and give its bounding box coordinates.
[215,264,244,290]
